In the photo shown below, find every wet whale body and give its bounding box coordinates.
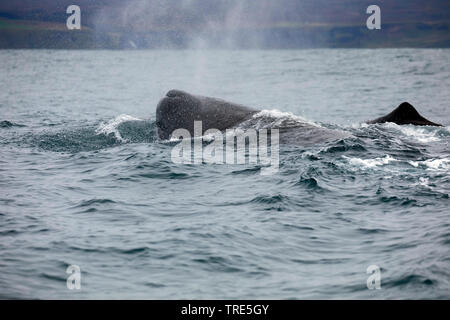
[366,102,442,126]
[156,90,441,144]
[156,89,258,140]
[156,89,349,145]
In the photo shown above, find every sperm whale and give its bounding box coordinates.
[156,90,442,144]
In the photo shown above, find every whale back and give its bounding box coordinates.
[156,89,258,139]
[367,102,442,126]
[156,92,442,145]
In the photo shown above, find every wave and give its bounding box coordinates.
[343,155,399,169]
[5,111,448,158]
[237,109,321,130]
[343,154,450,173]
[32,116,157,152]
[0,120,26,128]
[379,122,449,143]
[408,158,450,171]
[95,114,142,142]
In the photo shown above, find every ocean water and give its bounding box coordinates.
[0,49,449,299]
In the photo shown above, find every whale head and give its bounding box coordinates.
[156,90,203,140]
[156,90,258,140]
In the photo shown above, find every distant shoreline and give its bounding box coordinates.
[1,18,449,49]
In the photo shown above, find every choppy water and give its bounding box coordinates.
[0,49,449,299]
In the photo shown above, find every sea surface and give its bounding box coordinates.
[0,49,449,299]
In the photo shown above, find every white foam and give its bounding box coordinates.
[383,122,441,143]
[408,161,419,168]
[343,155,398,168]
[418,177,430,186]
[398,126,440,143]
[250,109,320,128]
[96,114,141,142]
[408,158,450,171]
[254,109,308,121]
[350,122,370,129]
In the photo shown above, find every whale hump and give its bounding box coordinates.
[368,102,442,126]
[156,89,258,140]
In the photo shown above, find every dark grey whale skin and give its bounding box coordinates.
[156,90,349,145]
[155,90,441,145]
[156,89,258,140]
[367,102,442,126]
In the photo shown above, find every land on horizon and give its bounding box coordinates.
[0,0,449,49]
